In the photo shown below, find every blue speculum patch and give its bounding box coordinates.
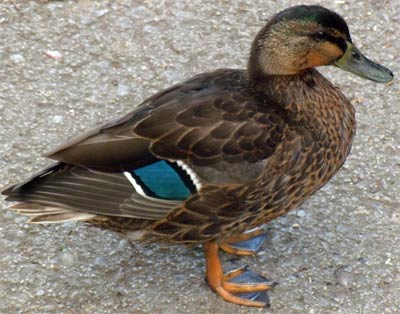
[131,160,196,200]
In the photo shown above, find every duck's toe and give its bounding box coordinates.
[226,266,277,306]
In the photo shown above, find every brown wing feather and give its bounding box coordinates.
[146,184,251,243]
[144,129,314,244]
[3,163,180,221]
[46,69,286,172]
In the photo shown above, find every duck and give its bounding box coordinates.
[2,4,393,308]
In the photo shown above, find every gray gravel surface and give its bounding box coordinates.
[0,1,399,313]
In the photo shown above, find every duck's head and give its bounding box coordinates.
[248,5,393,83]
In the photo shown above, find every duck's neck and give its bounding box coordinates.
[248,69,356,165]
[248,67,323,99]
[250,70,354,136]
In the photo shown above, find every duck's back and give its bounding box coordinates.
[45,69,287,174]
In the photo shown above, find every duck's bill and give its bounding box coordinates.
[334,41,393,83]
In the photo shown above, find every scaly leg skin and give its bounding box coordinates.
[219,224,269,256]
[204,241,276,307]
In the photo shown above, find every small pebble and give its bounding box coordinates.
[95,9,109,17]
[45,50,63,61]
[94,256,107,267]
[172,274,186,285]
[80,16,94,25]
[334,267,353,287]
[47,3,59,11]
[10,54,25,64]
[117,239,130,251]
[60,252,75,266]
[52,115,64,123]
[296,209,306,217]
[116,84,130,97]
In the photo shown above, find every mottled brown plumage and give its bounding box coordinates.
[2,5,393,308]
[148,69,356,243]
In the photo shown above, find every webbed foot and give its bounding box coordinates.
[204,241,276,307]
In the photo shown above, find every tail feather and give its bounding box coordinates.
[5,202,98,223]
[2,163,63,197]
[29,211,98,223]
[2,162,177,223]
[10,203,67,215]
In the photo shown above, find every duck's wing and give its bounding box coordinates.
[45,70,286,172]
[2,162,183,222]
[4,70,288,225]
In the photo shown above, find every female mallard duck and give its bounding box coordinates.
[2,5,393,308]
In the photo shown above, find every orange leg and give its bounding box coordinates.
[219,225,268,256]
[204,241,274,307]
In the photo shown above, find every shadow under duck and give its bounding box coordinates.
[2,5,393,307]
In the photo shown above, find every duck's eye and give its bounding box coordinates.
[310,31,327,41]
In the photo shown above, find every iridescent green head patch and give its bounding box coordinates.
[270,5,351,40]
